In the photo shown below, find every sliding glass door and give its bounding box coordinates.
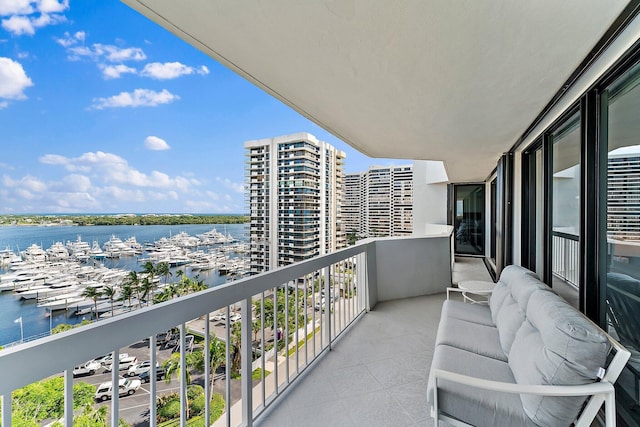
[453,184,485,256]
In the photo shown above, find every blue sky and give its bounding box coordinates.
[0,0,405,215]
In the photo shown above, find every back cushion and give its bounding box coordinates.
[508,291,610,426]
[493,268,552,355]
[489,265,537,324]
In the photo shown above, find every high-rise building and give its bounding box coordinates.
[245,133,346,273]
[344,165,413,239]
[608,152,640,241]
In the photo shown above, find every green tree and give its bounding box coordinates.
[191,336,227,404]
[81,286,101,320]
[123,271,141,307]
[101,285,117,318]
[140,277,156,306]
[156,262,171,284]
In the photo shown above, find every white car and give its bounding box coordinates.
[94,378,141,402]
[72,360,101,377]
[104,356,138,372]
[127,360,158,377]
[95,352,129,366]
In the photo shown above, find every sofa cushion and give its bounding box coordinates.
[490,265,539,324]
[435,316,506,361]
[494,274,553,355]
[427,345,538,427]
[441,299,494,327]
[508,290,610,426]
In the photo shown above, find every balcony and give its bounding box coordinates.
[0,231,454,427]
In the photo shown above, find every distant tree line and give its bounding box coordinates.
[0,214,249,226]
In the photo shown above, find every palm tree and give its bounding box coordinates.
[162,350,202,420]
[81,286,101,320]
[140,277,156,306]
[119,282,134,308]
[142,260,156,284]
[124,271,141,306]
[156,261,171,284]
[230,321,242,375]
[192,335,226,403]
[101,285,117,318]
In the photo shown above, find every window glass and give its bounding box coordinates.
[604,61,640,424]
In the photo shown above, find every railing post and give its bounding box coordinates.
[179,323,186,427]
[204,314,210,427]
[150,334,157,427]
[241,297,253,427]
[2,394,11,427]
[323,266,331,349]
[63,369,73,426]
[111,349,119,427]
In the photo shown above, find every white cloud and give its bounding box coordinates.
[99,64,136,79]
[216,176,244,193]
[0,0,33,16]
[144,136,170,151]
[55,30,85,47]
[0,0,67,35]
[140,62,209,80]
[0,57,33,106]
[37,0,68,14]
[2,15,33,35]
[90,88,179,110]
[68,43,146,62]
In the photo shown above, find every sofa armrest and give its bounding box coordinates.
[432,368,616,427]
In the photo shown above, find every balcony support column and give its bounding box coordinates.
[241,297,253,427]
[2,394,11,427]
[63,369,73,426]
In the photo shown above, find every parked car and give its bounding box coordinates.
[94,378,141,402]
[138,366,166,383]
[229,313,241,324]
[314,297,326,311]
[94,352,129,366]
[72,360,101,377]
[127,360,158,377]
[104,356,138,372]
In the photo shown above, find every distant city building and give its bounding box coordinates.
[344,165,413,239]
[608,152,640,240]
[245,133,346,274]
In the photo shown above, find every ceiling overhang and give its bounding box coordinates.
[122,0,629,182]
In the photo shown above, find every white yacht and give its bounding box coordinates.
[89,241,106,260]
[21,244,47,263]
[45,242,70,261]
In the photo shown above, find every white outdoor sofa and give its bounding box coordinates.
[427,265,630,427]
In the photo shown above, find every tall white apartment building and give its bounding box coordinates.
[608,152,640,241]
[245,133,346,273]
[344,165,413,238]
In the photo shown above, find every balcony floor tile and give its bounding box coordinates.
[256,293,445,427]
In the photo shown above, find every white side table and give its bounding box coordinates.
[458,280,496,304]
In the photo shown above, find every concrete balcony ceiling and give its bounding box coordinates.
[122,0,628,182]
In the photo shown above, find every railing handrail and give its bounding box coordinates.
[0,242,370,396]
[551,230,579,241]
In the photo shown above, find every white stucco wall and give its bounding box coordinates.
[412,160,449,235]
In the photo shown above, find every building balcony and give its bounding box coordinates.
[0,231,456,427]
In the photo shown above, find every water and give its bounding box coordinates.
[0,223,248,346]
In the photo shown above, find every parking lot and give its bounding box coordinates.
[73,335,195,426]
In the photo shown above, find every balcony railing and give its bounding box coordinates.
[552,230,580,288]
[0,232,453,427]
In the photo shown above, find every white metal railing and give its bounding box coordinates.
[552,231,580,287]
[0,243,369,427]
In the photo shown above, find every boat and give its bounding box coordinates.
[103,235,136,258]
[21,243,47,263]
[66,236,91,262]
[89,241,106,260]
[45,242,70,261]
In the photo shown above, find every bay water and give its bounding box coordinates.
[0,223,248,346]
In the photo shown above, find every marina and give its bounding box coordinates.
[0,223,249,345]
